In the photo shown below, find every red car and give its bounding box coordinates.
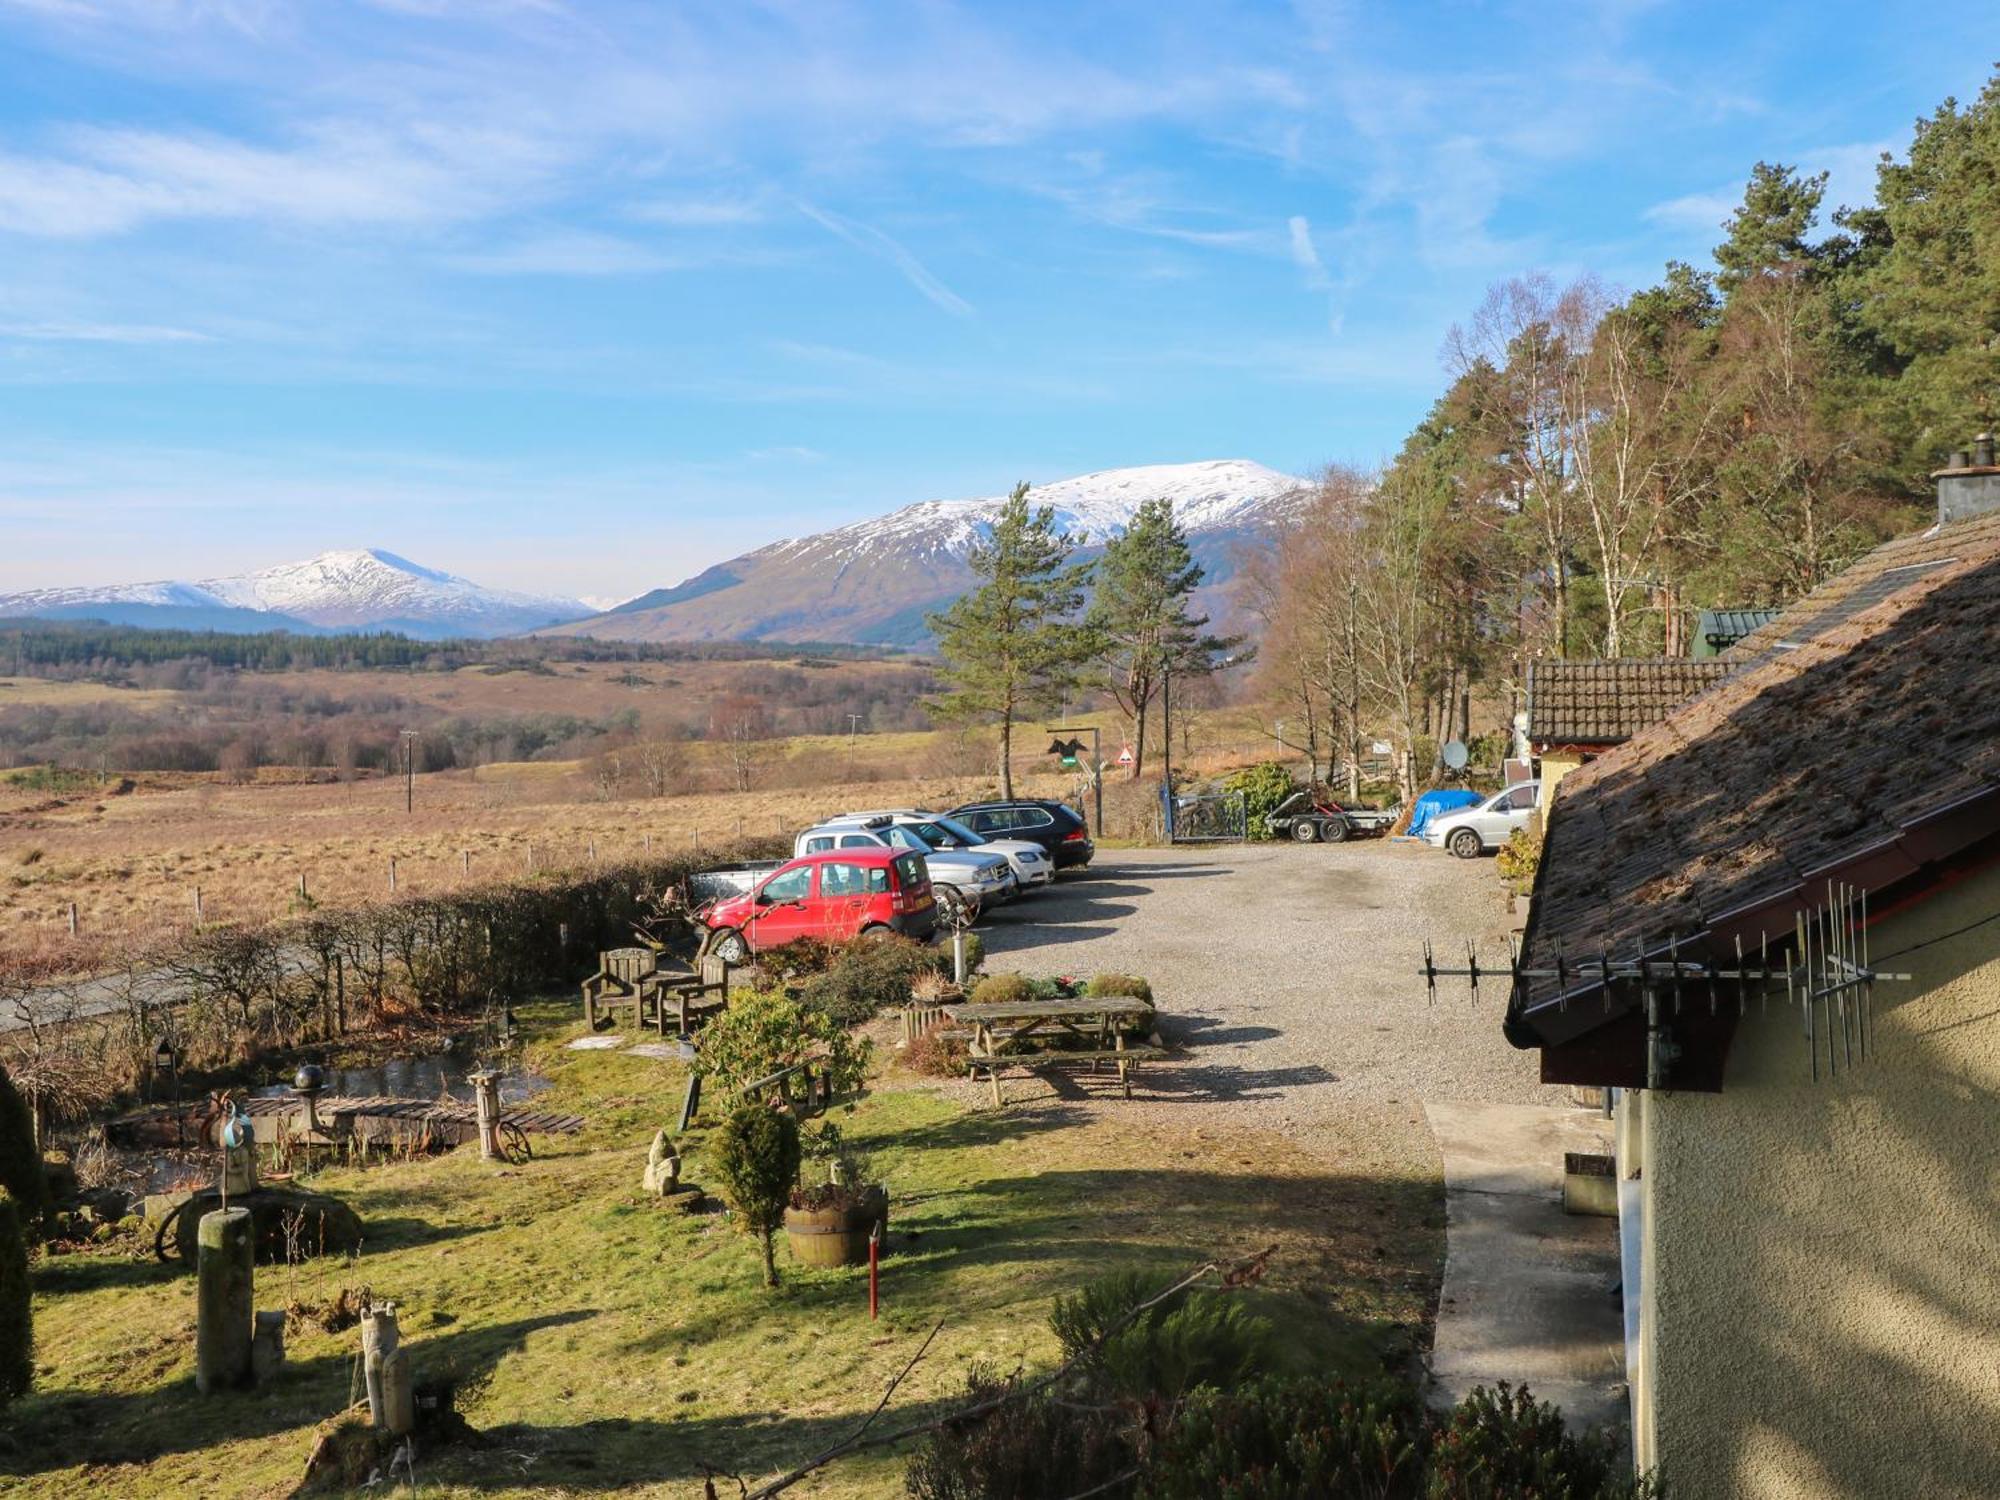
[702,847,935,962]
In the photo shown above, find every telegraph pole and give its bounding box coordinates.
[400,729,419,814]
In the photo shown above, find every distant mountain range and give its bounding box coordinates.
[544,459,1310,646]
[0,462,1310,647]
[0,549,591,640]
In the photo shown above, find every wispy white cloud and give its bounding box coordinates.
[0,318,213,342]
[440,229,679,275]
[795,201,973,318]
[1643,140,1893,239]
[1287,214,1330,290]
[627,196,767,227]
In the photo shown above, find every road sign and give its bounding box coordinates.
[1117,744,1134,766]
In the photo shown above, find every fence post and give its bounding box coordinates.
[67,902,77,936]
[388,858,397,893]
[194,886,204,927]
[462,849,471,875]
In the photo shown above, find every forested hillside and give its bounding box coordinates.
[1252,69,2000,786]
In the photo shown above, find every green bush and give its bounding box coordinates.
[0,1191,30,1405]
[1051,1269,1277,1403]
[968,973,1031,1005]
[800,936,944,1026]
[1085,972,1154,1006]
[904,1365,1132,1500]
[1222,762,1300,841]
[1140,1376,1426,1499]
[696,988,872,1104]
[0,1068,44,1217]
[709,1104,801,1288]
[1426,1383,1652,1499]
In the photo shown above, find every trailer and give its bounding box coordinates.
[1267,790,1399,843]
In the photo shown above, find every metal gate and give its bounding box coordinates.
[1164,789,1247,843]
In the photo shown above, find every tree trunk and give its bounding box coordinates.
[760,1229,778,1288]
[1130,700,1148,781]
[998,713,1014,801]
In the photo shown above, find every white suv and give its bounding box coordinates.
[1425,782,1540,859]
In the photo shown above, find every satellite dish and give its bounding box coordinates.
[1442,739,1470,771]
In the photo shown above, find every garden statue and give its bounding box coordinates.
[642,1129,702,1211]
[219,1103,257,1200]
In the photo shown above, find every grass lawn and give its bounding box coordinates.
[5,1002,1443,1498]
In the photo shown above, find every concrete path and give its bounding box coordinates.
[1423,1100,1626,1431]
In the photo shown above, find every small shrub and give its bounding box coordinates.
[910,968,956,1004]
[709,1104,801,1287]
[800,936,941,1026]
[1221,762,1299,841]
[1494,826,1543,890]
[904,1365,1132,1500]
[697,989,872,1104]
[906,1024,969,1079]
[969,973,1031,1005]
[1140,1376,1426,1499]
[759,938,837,978]
[0,1191,30,1405]
[1085,972,1154,1006]
[1051,1269,1277,1402]
[1427,1382,1651,1499]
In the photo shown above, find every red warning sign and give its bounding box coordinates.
[1117,744,1134,765]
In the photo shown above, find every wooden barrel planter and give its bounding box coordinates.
[783,1186,888,1269]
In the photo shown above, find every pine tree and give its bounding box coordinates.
[927,484,1094,799]
[1084,498,1233,779]
[0,1190,29,1405]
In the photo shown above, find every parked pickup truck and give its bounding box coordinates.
[698,847,937,963]
[1267,790,1400,844]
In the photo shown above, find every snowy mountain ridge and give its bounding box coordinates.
[0,548,591,640]
[758,459,1309,567]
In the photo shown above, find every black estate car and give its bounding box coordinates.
[948,798,1094,869]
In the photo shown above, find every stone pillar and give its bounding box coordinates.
[469,1069,500,1162]
[195,1207,254,1393]
[362,1303,401,1429]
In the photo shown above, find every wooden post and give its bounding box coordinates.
[66,902,77,936]
[388,858,397,893]
[462,849,471,875]
[194,886,204,927]
[297,872,307,901]
[588,838,596,862]
[195,1207,254,1393]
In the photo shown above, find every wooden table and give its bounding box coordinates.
[940,998,1162,1105]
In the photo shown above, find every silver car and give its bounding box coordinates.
[1425,782,1540,859]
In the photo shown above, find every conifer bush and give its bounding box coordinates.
[709,1103,801,1288]
[0,1190,31,1405]
[0,1067,44,1216]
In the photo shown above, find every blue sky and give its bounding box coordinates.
[0,0,1991,604]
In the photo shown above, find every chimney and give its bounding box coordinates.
[1933,432,2000,524]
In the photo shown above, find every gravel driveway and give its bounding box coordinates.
[969,841,1562,1131]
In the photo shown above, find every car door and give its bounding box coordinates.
[747,862,817,949]
[1498,784,1538,836]
[815,859,873,940]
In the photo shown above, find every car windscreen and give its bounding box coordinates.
[927,817,986,845]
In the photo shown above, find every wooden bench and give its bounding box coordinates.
[964,1041,1168,1102]
[942,997,1161,1106]
[582,947,662,1031]
[585,949,733,1036]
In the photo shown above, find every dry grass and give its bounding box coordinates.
[0,704,1283,969]
[0,677,180,710]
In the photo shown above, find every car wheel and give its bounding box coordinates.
[1291,819,1320,843]
[1449,828,1483,859]
[708,928,749,964]
[859,924,896,943]
[1322,817,1350,844]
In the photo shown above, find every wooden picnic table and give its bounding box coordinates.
[940,997,1162,1105]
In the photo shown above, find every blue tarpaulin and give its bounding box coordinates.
[1405,788,1482,838]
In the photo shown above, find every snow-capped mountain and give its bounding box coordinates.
[550,459,1309,646]
[0,549,592,640]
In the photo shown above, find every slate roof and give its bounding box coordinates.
[1526,658,1734,745]
[1515,509,2000,1041]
